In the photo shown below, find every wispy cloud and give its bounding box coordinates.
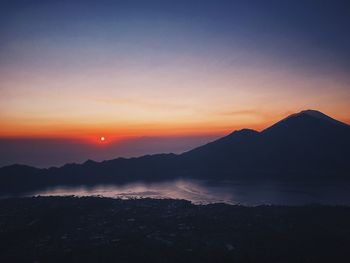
[217,109,262,116]
[90,97,188,111]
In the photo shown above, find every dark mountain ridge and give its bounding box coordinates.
[181,110,350,178]
[1,110,350,193]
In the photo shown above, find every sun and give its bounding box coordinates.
[100,136,105,142]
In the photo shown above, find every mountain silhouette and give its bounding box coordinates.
[181,109,350,180]
[1,110,349,193]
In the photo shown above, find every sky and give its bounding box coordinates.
[1,0,350,167]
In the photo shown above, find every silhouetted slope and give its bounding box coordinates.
[0,154,180,193]
[0,165,47,193]
[260,110,350,175]
[180,129,262,178]
[0,110,349,193]
[181,110,350,179]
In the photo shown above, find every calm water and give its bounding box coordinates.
[24,179,350,205]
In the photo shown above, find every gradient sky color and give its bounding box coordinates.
[0,0,350,166]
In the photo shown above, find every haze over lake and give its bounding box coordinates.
[18,180,350,206]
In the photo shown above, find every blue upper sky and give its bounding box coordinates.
[1,0,349,71]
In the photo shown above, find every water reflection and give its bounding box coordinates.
[25,179,350,205]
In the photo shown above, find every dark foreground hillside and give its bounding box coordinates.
[1,197,350,263]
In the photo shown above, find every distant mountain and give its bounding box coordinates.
[181,109,350,180]
[1,110,350,193]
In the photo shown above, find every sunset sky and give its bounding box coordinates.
[1,0,350,166]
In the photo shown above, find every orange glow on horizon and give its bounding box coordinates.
[0,109,349,141]
[0,121,267,140]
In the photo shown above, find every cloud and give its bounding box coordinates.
[218,109,262,116]
[213,109,277,121]
[90,97,187,111]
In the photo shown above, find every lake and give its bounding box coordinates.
[21,179,350,205]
